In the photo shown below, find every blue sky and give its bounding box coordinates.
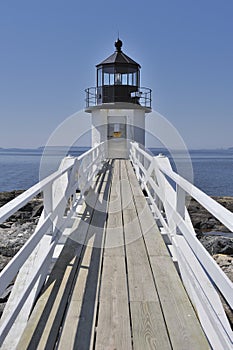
[0,0,232,149]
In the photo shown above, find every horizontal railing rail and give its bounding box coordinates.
[0,142,106,346]
[129,141,233,350]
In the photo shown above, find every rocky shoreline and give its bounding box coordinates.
[0,191,232,323]
[188,196,233,282]
[0,190,43,273]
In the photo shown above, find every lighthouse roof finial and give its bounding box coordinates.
[115,38,122,52]
[96,38,140,67]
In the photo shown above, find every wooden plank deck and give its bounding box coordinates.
[17,160,210,350]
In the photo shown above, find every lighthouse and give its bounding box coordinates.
[85,39,152,158]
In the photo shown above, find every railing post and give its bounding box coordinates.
[150,160,161,210]
[152,157,164,214]
[133,143,141,181]
[154,155,177,237]
[43,184,53,216]
[43,183,54,235]
[66,157,78,209]
[176,184,186,234]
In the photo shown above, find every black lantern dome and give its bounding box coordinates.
[96,39,141,104]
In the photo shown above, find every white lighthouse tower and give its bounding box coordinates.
[85,38,152,158]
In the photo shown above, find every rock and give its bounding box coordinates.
[187,197,232,234]
[199,236,233,256]
[213,254,233,282]
[0,285,13,302]
[0,255,11,272]
[32,203,43,217]
[0,223,11,229]
[212,254,233,326]
[0,190,24,208]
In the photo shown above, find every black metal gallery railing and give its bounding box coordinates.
[85,86,152,109]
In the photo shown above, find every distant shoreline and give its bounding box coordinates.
[0,146,233,152]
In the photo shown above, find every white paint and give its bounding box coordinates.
[89,106,148,158]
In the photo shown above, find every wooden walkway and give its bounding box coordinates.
[17,160,210,350]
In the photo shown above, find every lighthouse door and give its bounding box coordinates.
[107,116,127,159]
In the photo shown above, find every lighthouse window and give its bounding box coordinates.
[115,73,121,85]
[103,72,115,85]
[133,72,137,85]
[97,68,102,86]
[128,73,133,85]
[109,74,114,85]
[104,73,109,85]
[127,72,138,86]
[122,74,127,85]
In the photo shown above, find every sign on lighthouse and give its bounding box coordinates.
[85,39,152,158]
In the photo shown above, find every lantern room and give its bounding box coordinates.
[96,39,141,104]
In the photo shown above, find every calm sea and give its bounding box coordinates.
[0,148,232,196]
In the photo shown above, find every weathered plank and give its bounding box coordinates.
[55,300,82,349]
[104,198,125,256]
[95,161,131,349]
[121,163,156,300]
[95,256,132,350]
[95,301,132,350]
[104,160,125,256]
[57,240,103,349]
[130,301,172,350]
[125,238,158,302]
[150,256,210,350]
[120,161,172,349]
[99,256,128,302]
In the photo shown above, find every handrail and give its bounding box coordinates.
[0,142,106,346]
[129,141,233,350]
[160,164,233,232]
[0,162,74,224]
[0,143,104,224]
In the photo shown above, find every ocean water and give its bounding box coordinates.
[0,148,232,196]
[0,148,88,192]
[0,150,41,192]
[189,150,233,197]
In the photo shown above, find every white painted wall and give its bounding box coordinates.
[132,109,145,146]
[91,109,107,146]
[91,107,146,158]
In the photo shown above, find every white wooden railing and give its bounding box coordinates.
[130,142,233,350]
[0,142,106,346]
